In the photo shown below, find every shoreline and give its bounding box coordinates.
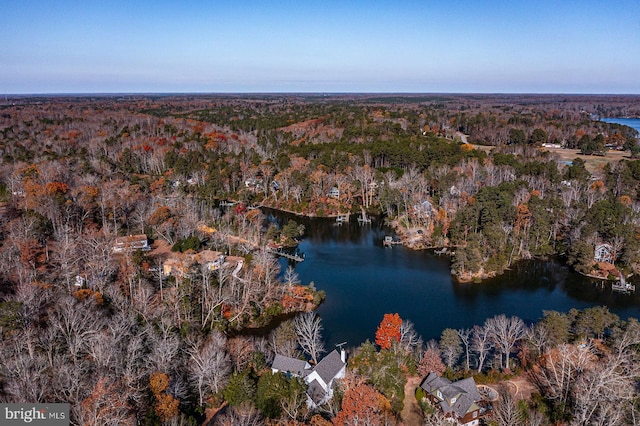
[237,201,626,286]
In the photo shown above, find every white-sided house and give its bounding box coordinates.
[271,350,346,406]
[271,354,311,378]
[113,234,150,253]
[327,187,340,199]
[304,350,346,405]
[413,200,434,219]
[594,243,614,263]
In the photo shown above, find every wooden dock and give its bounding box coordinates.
[265,246,305,262]
[434,247,455,255]
[612,276,635,293]
[336,214,349,224]
[357,209,371,224]
[383,236,402,247]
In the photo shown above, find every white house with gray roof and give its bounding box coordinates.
[271,349,346,406]
[271,354,311,378]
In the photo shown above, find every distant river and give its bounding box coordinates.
[268,211,640,347]
[600,117,640,133]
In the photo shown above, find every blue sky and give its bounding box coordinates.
[2,0,639,94]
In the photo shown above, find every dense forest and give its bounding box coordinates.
[1,94,640,424]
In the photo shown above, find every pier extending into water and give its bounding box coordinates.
[266,246,305,262]
[612,275,635,293]
[383,236,402,247]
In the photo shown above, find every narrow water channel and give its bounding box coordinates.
[268,211,640,347]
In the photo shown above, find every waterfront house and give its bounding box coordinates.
[163,250,226,277]
[594,243,614,263]
[271,349,346,406]
[412,200,434,218]
[271,354,311,377]
[420,372,487,426]
[327,187,340,199]
[113,234,150,253]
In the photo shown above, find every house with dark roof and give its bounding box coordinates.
[271,354,311,378]
[303,350,346,405]
[271,349,346,406]
[420,372,488,426]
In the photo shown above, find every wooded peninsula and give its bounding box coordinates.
[1,94,640,425]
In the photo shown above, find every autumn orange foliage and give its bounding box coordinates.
[81,378,133,425]
[282,286,314,310]
[73,289,104,305]
[149,371,170,395]
[154,393,179,421]
[375,313,402,350]
[619,195,632,207]
[515,203,531,233]
[149,371,179,421]
[45,181,69,195]
[590,180,605,191]
[333,384,389,425]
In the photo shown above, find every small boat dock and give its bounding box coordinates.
[357,209,371,224]
[383,236,402,247]
[612,275,635,293]
[336,214,349,224]
[434,247,455,256]
[265,246,305,262]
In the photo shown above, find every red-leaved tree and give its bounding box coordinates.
[333,383,388,425]
[375,313,402,350]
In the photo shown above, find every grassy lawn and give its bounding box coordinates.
[472,144,631,174]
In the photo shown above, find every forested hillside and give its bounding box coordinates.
[1,94,640,424]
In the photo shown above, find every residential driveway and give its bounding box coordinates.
[401,376,423,425]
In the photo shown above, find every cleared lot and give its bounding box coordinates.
[472,144,632,174]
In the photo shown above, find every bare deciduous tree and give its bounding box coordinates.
[486,314,526,370]
[493,385,524,426]
[294,312,325,364]
[472,324,493,373]
[188,331,232,406]
[534,343,593,413]
[146,319,180,373]
[269,319,299,358]
[399,319,422,354]
[457,328,472,371]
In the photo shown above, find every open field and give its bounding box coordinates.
[472,145,631,174]
[544,147,630,173]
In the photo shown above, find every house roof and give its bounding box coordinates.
[452,377,482,401]
[313,350,345,384]
[115,234,147,243]
[271,354,310,377]
[113,234,150,252]
[196,250,223,263]
[421,373,482,419]
[420,372,452,393]
[306,379,327,405]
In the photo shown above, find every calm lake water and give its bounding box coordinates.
[270,212,640,347]
[600,117,640,133]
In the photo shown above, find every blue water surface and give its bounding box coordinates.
[272,213,640,347]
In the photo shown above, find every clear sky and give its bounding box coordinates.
[2,0,639,94]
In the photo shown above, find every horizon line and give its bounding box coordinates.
[4,91,640,98]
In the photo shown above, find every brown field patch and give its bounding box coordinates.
[472,145,631,174]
